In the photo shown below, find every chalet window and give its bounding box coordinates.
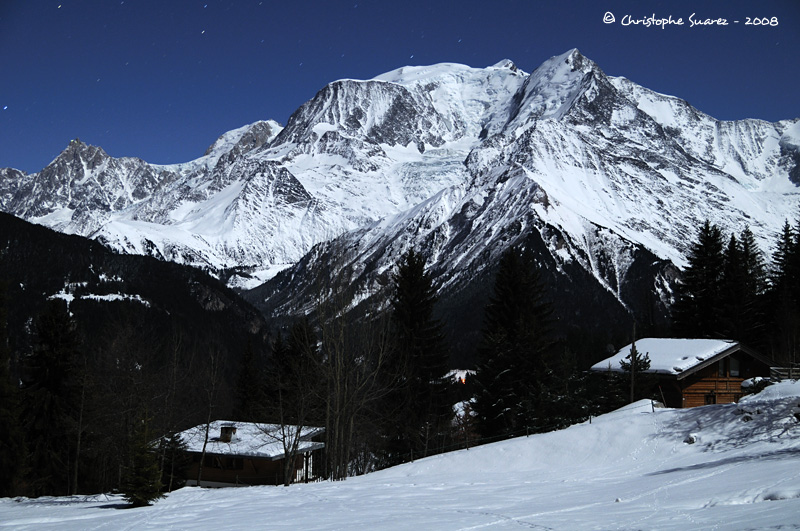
[203,455,223,469]
[718,359,726,377]
[729,356,740,377]
[225,458,244,470]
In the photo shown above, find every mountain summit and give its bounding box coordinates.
[0,50,797,319]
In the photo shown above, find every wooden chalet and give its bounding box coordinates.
[590,338,774,408]
[176,420,325,487]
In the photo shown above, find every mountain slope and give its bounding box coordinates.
[247,50,798,362]
[1,50,797,344]
[0,62,528,288]
[0,211,269,393]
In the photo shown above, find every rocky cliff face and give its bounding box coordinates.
[1,50,797,331]
[246,50,798,361]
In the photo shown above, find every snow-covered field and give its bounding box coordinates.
[3,382,800,530]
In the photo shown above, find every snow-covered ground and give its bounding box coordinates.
[3,381,799,530]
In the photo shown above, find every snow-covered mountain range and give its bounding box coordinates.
[252,50,798,341]
[1,49,798,321]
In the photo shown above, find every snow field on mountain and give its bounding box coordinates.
[783,121,800,148]
[3,381,799,530]
[3,50,798,299]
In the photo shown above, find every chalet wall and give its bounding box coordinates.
[187,453,307,486]
[678,354,770,408]
[680,364,743,408]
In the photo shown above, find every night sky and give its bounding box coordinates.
[1,0,798,174]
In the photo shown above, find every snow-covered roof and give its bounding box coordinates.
[590,338,740,378]
[177,420,324,460]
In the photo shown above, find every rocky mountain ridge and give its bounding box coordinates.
[244,50,800,361]
[1,50,798,329]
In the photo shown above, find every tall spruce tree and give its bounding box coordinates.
[122,413,164,507]
[767,219,800,365]
[385,249,451,462]
[740,227,768,297]
[266,318,322,427]
[720,234,746,340]
[771,220,796,289]
[777,214,800,304]
[473,247,554,439]
[672,220,725,337]
[233,340,265,422]
[265,318,323,485]
[157,432,190,493]
[724,227,768,347]
[0,283,26,496]
[21,300,81,496]
[618,338,652,404]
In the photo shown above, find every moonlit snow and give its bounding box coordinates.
[3,381,799,530]
[5,50,797,295]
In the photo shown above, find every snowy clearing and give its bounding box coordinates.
[2,381,800,530]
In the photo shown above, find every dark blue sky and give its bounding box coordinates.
[1,0,798,173]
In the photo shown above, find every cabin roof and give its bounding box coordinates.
[176,420,324,460]
[590,338,770,380]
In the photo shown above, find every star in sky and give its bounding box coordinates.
[0,0,797,174]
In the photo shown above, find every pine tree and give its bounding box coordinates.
[265,318,324,485]
[733,227,768,347]
[771,220,795,288]
[618,338,651,403]
[122,413,164,507]
[266,318,322,427]
[535,346,592,430]
[767,219,800,365]
[157,432,190,493]
[719,234,746,340]
[0,283,26,496]
[587,362,628,417]
[21,300,81,496]
[740,227,768,297]
[385,249,451,462]
[233,340,265,422]
[787,213,800,303]
[672,220,725,337]
[473,247,554,439]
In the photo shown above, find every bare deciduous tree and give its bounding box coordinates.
[196,345,222,486]
[311,250,395,480]
[262,319,322,485]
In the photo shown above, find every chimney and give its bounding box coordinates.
[220,424,237,443]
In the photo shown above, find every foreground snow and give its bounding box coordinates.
[3,382,800,530]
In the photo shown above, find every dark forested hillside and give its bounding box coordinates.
[246,224,676,369]
[0,212,271,496]
[0,212,269,362]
